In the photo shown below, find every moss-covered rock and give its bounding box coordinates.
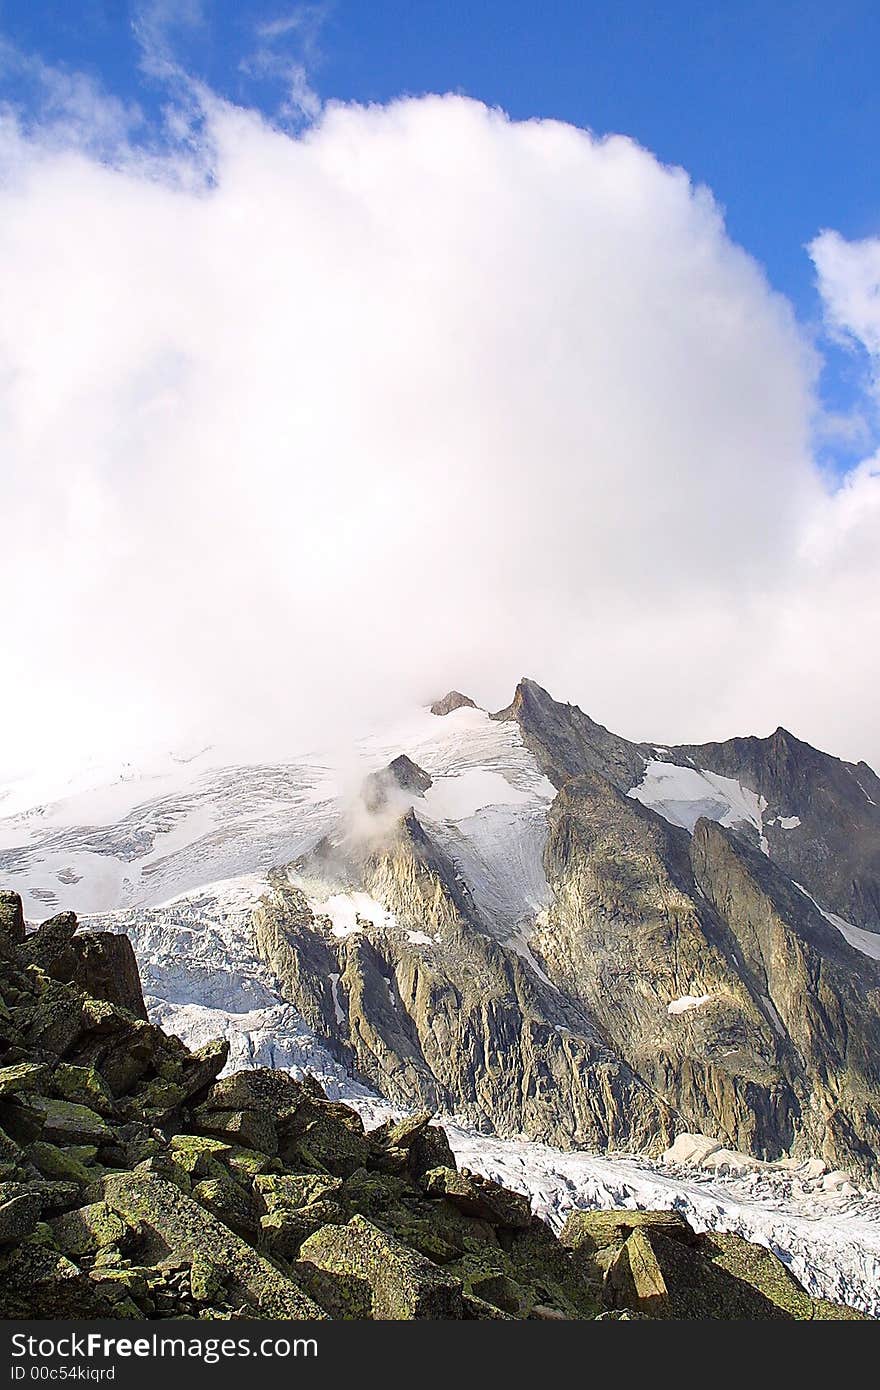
[29,1141,97,1185]
[261,1199,348,1260]
[255,1172,343,1213]
[298,1215,466,1319]
[168,1133,231,1181]
[560,1207,697,1254]
[370,1112,456,1179]
[50,1201,132,1258]
[192,1106,279,1155]
[30,1096,112,1147]
[0,1190,42,1244]
[0,1239,117,1318]
[423,1166,532,1228]
[189,1250,226,1303]
[50,1063,116,1114]
[605,1227,799,1319]
[191,1175,256,1237]
[0,1062,50,1098]
[101,1168,326,1319]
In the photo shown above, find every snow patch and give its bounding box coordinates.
[329,974,346,1025]
[793,883,880,962]
[310,891,395,937]
[419,768,534,822]
[667,993,711,1015]
[629,759,768,847]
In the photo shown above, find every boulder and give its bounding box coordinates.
[371,1111,456,1178]
[31,1096,112,1146]
[66,933,148,1019]
[0,1062,50,1098]
[0,1241,118,1318]
[102,1168,326,1319]
[0,1191,42,1244]
[199,1068,307,1115]
[29,1141,97,1185]
[192,1106,279,1155]
[50,1201,132,1258]
[50,1063,116,1115]
[298,1214,466,1319]
[0,891,25,946]
[423,1167,533,1228]
[191,1175,256,1238]
[560,1207,697,1253]
[604,1226,827,1320]
[661,1133,724,1167]
[254,1172,343,1214]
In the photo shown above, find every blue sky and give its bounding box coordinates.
[1,1,878,470]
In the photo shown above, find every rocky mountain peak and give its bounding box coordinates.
[492,677,647,791]
[430,690,477,716]
[361,754,432,815]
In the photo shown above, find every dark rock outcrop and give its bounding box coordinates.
[362,755,432,815]
[0,892,25,947]
[491,678,647,791]
[430,691,477,717]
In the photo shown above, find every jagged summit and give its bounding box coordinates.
[430,690,477,716]
[362,754,432,814]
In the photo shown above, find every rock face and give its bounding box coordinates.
[254,819,679,1153]
[496,677,880,934]
[673,726,880,930]
[3,677,879,1198]
[247,679,880,1179]
[0,896,859,1320]
[362,755,433,814]
[534,776,880,1170]
[491,677,647,790]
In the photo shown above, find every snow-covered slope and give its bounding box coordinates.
[0,705,555,927]
[629,757,770,845]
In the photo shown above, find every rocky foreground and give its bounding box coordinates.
[0,891,864,1320]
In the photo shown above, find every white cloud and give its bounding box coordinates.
[244,5,327,126]
[810,229,880,359]
[0,90,878,779]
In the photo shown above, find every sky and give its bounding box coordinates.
[0,2,879,776]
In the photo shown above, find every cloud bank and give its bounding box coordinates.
[0,86,878,777]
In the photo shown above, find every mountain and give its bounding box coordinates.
[0,902,860,1320]
[2,681,879,1194]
